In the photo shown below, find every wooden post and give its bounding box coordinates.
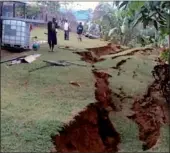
[168,12,170,65]
[13,2,15,17]
[0,2,3,44]
[167,12,170,81]
[23,3,26,18]
[0,2,2,16]
[45,13,48,22]
[168,34,170,63]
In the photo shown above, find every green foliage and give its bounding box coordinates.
[116,0,170,57]
[96,8,124,42]
[117,1,170,35]
[37,1,60,14]
[160,48,169,62]
[93,2,158,47]
[117,1,168,29]
[26,5,41,18]
[136,27,157,46]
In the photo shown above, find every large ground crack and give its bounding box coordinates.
[128,64,170,150]
[51,70,121,153]
[75,43,122,64]
[50,45,169,152]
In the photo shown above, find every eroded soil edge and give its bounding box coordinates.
[75,43,121,64]
[51,45,169,152]
[51,70,121,153]
[128,63,170,150]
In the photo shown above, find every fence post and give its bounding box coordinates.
[0,2,3,45]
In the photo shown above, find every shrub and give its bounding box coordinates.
[160,48,169,62]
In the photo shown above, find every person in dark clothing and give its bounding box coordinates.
[77,22,83,41]
[47,18,59,52]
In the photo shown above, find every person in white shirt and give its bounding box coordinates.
[64,20,69,40]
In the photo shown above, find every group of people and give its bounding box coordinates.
[47,18,84,52]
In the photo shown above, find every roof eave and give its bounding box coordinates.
[1,1,27,4]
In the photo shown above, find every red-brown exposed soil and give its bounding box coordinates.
[50,45,169,152]
[87,43,121,57]
[51,71,121,153]
[76,51,105,64]
[75,43,122,64]
[128,64,170,150]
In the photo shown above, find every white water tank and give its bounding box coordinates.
[2,19,31,49]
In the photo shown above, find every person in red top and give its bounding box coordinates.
[30,24,33,31]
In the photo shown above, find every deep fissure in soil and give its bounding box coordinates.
[128,63,170,150]
[51,45,169,152]
[51,70,121,153]
[75,43,121,64]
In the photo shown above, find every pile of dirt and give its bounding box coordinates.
[75,43,122,64]
[128,64,170,150]
[51,71,121,153]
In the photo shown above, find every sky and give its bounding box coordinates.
[61,2,99,10]
[26,1,99,11]
[74,2,99,10]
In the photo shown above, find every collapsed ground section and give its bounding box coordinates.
[128,64,170,150]
[51,70,121,153]
[75,43,121,64]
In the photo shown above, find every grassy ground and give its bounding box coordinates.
[1,46,95,152]
[1,31,98,151]
[1,28,169,152]
[31,27,107,49]
[96,50,169,152]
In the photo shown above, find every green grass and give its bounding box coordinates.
[1,28,169,152]
[1,29,107,151]
[31,27,107,49]
[148,125,169,152]
[110,111,143,152]
[96,48,169,152]
[1,44,95,152]
[95,54,156,96]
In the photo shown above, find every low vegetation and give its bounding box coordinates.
[1,1,169,152]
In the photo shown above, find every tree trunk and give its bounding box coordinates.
[168,34,170,65]
[168,34,170,81]
[168,34,170,67]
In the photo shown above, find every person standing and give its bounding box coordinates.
[47,18,59,52]
[77,22,84,42]
[64,20,69,40]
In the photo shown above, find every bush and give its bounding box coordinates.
[160,48,169,62]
